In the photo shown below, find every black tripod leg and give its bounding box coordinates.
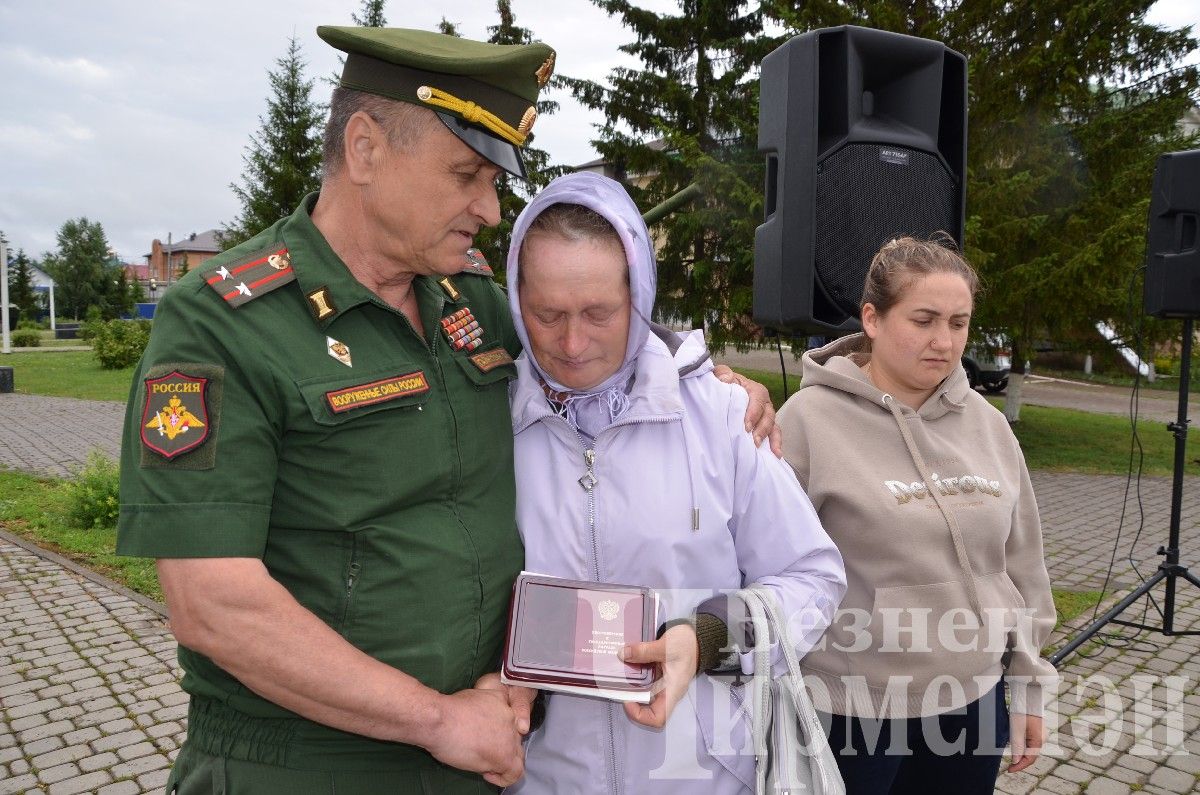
[1050,570,1168,667]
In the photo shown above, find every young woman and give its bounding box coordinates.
[777,237,1057,794]
[502,171,846,793]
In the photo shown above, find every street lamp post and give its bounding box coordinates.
[149,278,158,302]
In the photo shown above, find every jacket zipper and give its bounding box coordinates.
[565,415,678,795]
[573,436,618,793]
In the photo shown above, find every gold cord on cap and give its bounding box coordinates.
[416,85,527,146]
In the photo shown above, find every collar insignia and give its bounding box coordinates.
[438,277,461,301]
[307,287,337,321]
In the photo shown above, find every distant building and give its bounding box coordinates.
[1181,106,1199,138]
[145,230,221,283]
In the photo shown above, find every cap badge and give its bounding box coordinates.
[536,53,556,88]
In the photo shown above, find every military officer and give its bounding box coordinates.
[117,26,777,794]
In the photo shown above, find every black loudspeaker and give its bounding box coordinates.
[1144,149,1200,319]
[753,26,967,333]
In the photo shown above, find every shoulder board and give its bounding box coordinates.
[460,248,495,277]
[202,246,295,308]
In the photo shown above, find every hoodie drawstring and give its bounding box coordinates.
[881,394,984,620]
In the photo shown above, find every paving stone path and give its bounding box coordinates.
[1,392,1199,793]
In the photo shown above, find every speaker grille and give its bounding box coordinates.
[814,144,958,318]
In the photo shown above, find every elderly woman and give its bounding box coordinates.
[501,171,846,793]
[777,237,1058,794]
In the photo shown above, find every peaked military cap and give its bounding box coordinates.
[317,26,556,179]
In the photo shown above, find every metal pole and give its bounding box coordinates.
[1,236,11,354]
[641,183,703,226]
[166,232,173,287]
[49,285,57,332]
[1163,316,1192,632]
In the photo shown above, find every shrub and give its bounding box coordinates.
[63,452,121,531]
[92,319,151,370]
[12,329,41,347]
[1153,356,1174,377]
[79,306,105,342]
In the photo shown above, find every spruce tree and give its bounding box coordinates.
[472,0,570,282]
[7,248,39,319]
[221,36,325,248]
[564,0,768,347]
[352,0,386,26]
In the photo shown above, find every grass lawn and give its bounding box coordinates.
[2,349,134,401]
[0,469,161,601]
[732,366,1200,478]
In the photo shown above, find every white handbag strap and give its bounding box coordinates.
[743,585,845,795]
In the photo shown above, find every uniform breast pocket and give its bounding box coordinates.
[294,365,432,427]
[452,345,517,391]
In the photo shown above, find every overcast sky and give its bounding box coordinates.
[0,1,1196,264]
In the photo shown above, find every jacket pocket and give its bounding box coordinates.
[451,345,517,390]
[865,579,1007,691]
[688,675,757,788]
[295,364,431,426]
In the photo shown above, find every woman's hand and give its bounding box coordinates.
[1007,712,1045,772]
[619,623,700,728]
[475,672,538,735]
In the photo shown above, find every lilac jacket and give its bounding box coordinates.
[507,330,845,793]
[504,172,845,793]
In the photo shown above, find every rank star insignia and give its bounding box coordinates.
[462,248,494,277]
[440,308,485,351]
[327,336,352,367]
[140,371,210,459]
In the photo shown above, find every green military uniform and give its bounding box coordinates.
[117,26,556,794]
[118,195,523,789]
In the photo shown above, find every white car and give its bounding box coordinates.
[962,341,1011,393]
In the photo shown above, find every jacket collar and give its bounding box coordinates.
[511,333,685,435]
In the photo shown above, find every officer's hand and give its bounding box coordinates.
[427,687,525,787]
[712,365,782,456]
[619,623,699,729]
[475,672,539,735]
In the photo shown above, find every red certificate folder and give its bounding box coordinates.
[501,572,657,703]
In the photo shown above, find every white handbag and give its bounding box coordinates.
[739,585,846,795]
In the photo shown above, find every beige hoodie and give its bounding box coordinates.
[778,334,1057,719]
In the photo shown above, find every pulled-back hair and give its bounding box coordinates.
[321,87,440,182]
[518,203,626,288]
[860,234,980,316]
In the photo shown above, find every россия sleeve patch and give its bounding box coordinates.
[116,284,281,561]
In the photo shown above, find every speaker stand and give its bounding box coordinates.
[1050,317,1200,666]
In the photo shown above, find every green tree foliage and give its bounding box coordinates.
[766,1,1197,368]
[352,0,386,26]
[41,218,127,319]
[564,0,769,347]
[7,248,39,318]
[221,36,325,248]
[472,0,571,282]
